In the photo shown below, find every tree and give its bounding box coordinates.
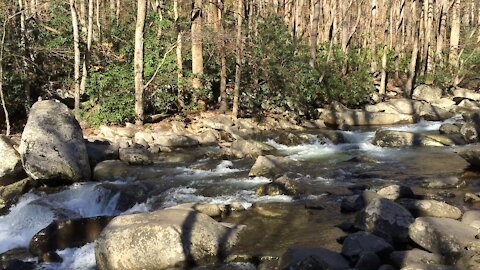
[449,0,461,68]
[134,0,147,125]
[70,0,81,115]
[232,0,243,119]
[174,0,184,110]
[218,0,228,112]
[309,0,320,68]
[406,0,419,96]
[191,0,204,102]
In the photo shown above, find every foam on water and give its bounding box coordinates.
[0,183,121,253]
[266,138,338,161]
[40,243,96,270]
[176,160,243,178]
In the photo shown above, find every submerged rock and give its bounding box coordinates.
[29,216,113,256]
[0,136,26,186]
[119,147,153,165]
[422,176,465,189]
[95,209,243,270]
[278,246,350,270]
[354,198,414,243]
[19,100,91,184]
[439,123,461,135]
[256,175,298,196]
[408,217,478,254]
[341,231,393,261]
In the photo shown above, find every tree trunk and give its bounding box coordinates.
[380,0,391,95]
[423,0,434,74]
[370,0,378,72]
[80,0,94,98]
[449,0,461,68]
[218,0,227,112]
[232,0,243,119]
[174,0,184,110]
[19,0,31,112]
[70,0,81,115]
[96,0,101,42]
[0,18,10,136]
[309,0,320,67]
[134,0,147,125]
[191,0,204,101]
[435,0,446,70]
[406,0,419,97]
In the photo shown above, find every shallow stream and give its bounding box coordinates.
[1,116,479,269]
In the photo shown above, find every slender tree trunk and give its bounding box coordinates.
[116,0,120,22]
[174,0,184,110]
[449,0,461,68]
[70,0,81,115]
[309,0,320,67]
[435,0,446,70]
[134,0,147,125]
[380,0,391,95]
[0,18,10,136]
[218,0,228,112]
[18,0,31,112]
[232,0,243,119]
[96,0,101,42]
[370,0,378,72]
[406,0,419,96]
[423,0,434,74]
[80,0,94,98]
[191,0,204,101]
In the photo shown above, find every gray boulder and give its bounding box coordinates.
[355,198,414,243]
[389,249,445,268]
[230,139,274,159]
[0,136,26,186]
[462,210,480,229]
[409,217,479,254]
[341,232,393,260]
[95,209,243,270]
[119,147,153,165]
[377,184,414,200]
[412,85,443,103]
[249,155,294,177]
[278,246,350,270]
[397,199,462,219]
[439,123,461,135]
[85,141,119,167]
[152,133,199,148]
[457,144,480,168]
[19,101,91,183]
[256,175,299,196]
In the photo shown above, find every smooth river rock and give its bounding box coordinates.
[0,136,26,186]
[408,217,479,254]
[355,198,414,243]
[19,101,91,183]
[95,209,243,270]
[389,249,445,268]
[249,155,294,177]
[397,199,462,219]
[341,231,393,260]
[377,184,414,200]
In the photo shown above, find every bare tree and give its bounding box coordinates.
[218,0,228,112]
[232,0,243,119]
[191,0,204,102]
[134,0,147,124]
[70,0,81,115]
[309,0,320,68]
[449,0,461,68]
[80,0,94,97]
[406,0,419,96]
[174,0,184,110]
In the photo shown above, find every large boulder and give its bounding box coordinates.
[408,217,479,254]
[365,99,424,115]
[389,249,445,269]
[19,101,91,183]
[319,110,415,127]
[152,133,199,148]
[354,198,414,243]
[248,155,294,177]
[95,209,243,270]
[453,88,480,101]
[412,85,443,103]
[456,144,480,168]
[377,185,414,200]
[230,139,274,159]
[373,130,464,147]
[397,199,462,219]
[0,136,26,186]
[119,147,153,165]
[341,232,393,260]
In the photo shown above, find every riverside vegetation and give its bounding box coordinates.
[1,1,480,270]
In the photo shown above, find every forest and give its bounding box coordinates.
[0,0,479,132]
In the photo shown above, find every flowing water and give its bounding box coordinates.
[1,116,478,269]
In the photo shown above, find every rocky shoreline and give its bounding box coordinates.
[2,84,480,269]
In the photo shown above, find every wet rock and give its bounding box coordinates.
[256,175,298,196]
[249,155,294,177]
[341,194,365,213]
[39,251,62,263]
[119,147,153,165]
[464,192,480,203]
[462,210,480,229]
[354,198,414,243]
[341,231,393,261]
[377,184,414,200]
[0,259,35,270]
[408,217,478,254]
[397,199,462,219]
[401,263,463,270]
[169,203,235,218]
[373,130,454,147]
[19,100,91,183]
[412,84,443,103]
[457,144,480,168]
[29,216,113,256]
[93,160,132,181]
[355,253,382,270]
[378,264,396,270]
[278,246,350,270]
[316,130,346,144]
[389,249,445,268]
[460,122,480,143]
[95,209,243,270]
[276,132,310,146]
[439,123,461,135]
[230,139,274,159]
[0,136,26,186]
[152,133,199,148]
[95,182,149,212]
[422,176,465,189]
[85,141,119,167]
[0,178,38,210]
